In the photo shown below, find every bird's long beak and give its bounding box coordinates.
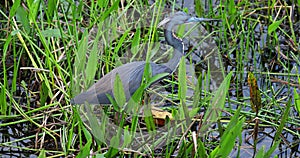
[187,17,220,23]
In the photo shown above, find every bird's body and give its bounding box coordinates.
[71,12,216,105]
[72,61,171,104]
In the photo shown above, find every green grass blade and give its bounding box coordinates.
[75,30,88,75]
[145,72,169,88]
[46,0,57,21]
[40,29,61,38]
[264,140,281,158]
[0,85,7,115]
[219,107,244,157]
[193,73,202,108]
[73,30,88,94]
[178,57,187,101]
[255,146,265,158]
[27,0,41,24]
[40,81,49,106]
[113,74,126,107]
[178,56,189,123]
[268,18,285,35]
[38,149,46,158]
[122,126,132,148]
[201,71,233,134]
[15,6,31,33]
[85,29,101,87]
[210,107,244,158]
[273,99,292,142]
[76,127,92,158]
[294,88,300,113]
[99,0,120,22]
[9,0,21,17]
[197,139,207,158]
[131,28,141,55]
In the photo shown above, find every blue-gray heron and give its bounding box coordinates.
[71,12,216,104]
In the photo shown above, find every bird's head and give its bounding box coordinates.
[158,11,219,27]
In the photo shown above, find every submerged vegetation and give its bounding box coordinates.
[0,0,299,157]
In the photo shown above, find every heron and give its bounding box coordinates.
[71,12,216,105]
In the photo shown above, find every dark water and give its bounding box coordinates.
[1,0,299,157]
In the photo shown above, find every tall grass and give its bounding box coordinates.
[0,0,299,157]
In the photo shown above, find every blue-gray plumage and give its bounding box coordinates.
[71,12,217,104]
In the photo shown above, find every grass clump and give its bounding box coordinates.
[0,0,299,157]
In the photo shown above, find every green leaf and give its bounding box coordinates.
[112,30,129,67]
[130,115,138,134]
[178,57,190,123]
[113,74,126,107]
[73,30,88,94]
[40,29,61,38]
[85,30,101,87]
[126,84,147,134]
[122,126,132,148]
[273,99,291,142]
[106,93,120,112]
[0,85,7,115]
[126,85,145,112]
[76,127,92,158]
[113,30,129,54]
[38,149,46,158]
[219,108,244,157]
[228,0,237,15]
[47,0,57,21]
[298,0,300,14]
[193,73,202,108]
[143,62,152,84]
[144,104,156,132]
[264,140,280,158]
[40,81,49,106]
[197,139,207,158]
[178,57,187,100]
[95,154,106,158]
[195,0,204,17]
[145,72,169,88]
[27,0,41,24]
[75,30,88,75]
[83,125,92,140]
[189,107,199,118]
[9,0,21,17]
[100,0,120,21]
[255,145,265,158]
[3,35,12,64]
[201,71,233,133]
[268,18,284,34]
[209,146,219,158]
[107,137,120,156]
[97,0,109,8]
[131,28,140,55]
[15,7,30,33]
[83,103,107,144]
[294,88,300,113]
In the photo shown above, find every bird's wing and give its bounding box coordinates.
[71,62,172,105]
[128,63,172,95]
[71,72,114,104]
[83,62,146,104]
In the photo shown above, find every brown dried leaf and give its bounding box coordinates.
[247,72,262,115]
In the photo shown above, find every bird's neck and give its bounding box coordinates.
[164,28,184,71]
[164,28,184,52]
[164,47,183,72]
